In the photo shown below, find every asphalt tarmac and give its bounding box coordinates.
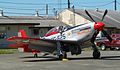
[0,51,120,70]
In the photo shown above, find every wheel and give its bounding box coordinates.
[58,52,67,60]
[93,51,100,59]
[58,54,63,60]
[63,53,67,59]
[100,44,106,51]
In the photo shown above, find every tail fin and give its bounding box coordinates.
[18,30,28,38]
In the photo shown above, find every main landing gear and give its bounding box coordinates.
[91,30,101,59]
[32,51,38,58]
[93,50,100,59]
[56,42,68,60]
[58,52,67,60]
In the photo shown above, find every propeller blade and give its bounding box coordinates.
[102,30,112,42]
[91,30,99,42]
[101,9,108,21]
[85,10,96,22]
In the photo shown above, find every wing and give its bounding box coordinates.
[6,36,32,43]
[6,36,57,53]
[6,36,77,53]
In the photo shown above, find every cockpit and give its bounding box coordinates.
[45,26,71,37]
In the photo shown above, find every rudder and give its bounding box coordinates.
[18,30,28,38]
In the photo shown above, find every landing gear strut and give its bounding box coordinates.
[34,53,38,58]
[56,42,68,60]
[32,51,38,58]
[58,52,67,60]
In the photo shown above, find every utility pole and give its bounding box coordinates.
[46,4,48,15]
[72,5,75,26]
[68,0,70,9]
[115,0,117,11]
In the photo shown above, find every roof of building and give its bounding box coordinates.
[69,9,120,29]
[0,16,65,27]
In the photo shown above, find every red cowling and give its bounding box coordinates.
[94,22,105,31]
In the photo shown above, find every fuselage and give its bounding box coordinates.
[28,21,105,53]
[44,22,96,42]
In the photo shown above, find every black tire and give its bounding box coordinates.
[100,44,106,51]
[93,51,100,59]
[63,53,67,59]
[58,52,67,60]
[58,54,63,60]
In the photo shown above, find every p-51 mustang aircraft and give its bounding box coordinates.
[7,10,112,60]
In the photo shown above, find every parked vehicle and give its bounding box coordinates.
[96,34,120,51]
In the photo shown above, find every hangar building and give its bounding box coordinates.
[0,16,65,48]
[59,9,120,37]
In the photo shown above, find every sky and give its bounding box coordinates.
[0,0,120,16]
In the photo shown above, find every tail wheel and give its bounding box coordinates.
[100,44,106,51]
[93,51,100,59]
[34,53,38,58]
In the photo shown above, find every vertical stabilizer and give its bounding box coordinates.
[18,30,28,38]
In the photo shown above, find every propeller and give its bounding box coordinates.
[85,10,95,22]
[85,9,112,42]
[101,9,108,21]
[101,30,112,42]
[91,30,99,43]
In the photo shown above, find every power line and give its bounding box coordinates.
[117,1,120,5]
[0,1,118,16]
[4,12,35,15]
[80,1,114,7]
[0,7,52,11]
[0,1,71,5]
[0,6,66,11]
[4,11,54,16]
[0,7,37,11]
[78,1,113,4]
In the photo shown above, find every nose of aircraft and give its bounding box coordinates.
[94,22,105,31]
